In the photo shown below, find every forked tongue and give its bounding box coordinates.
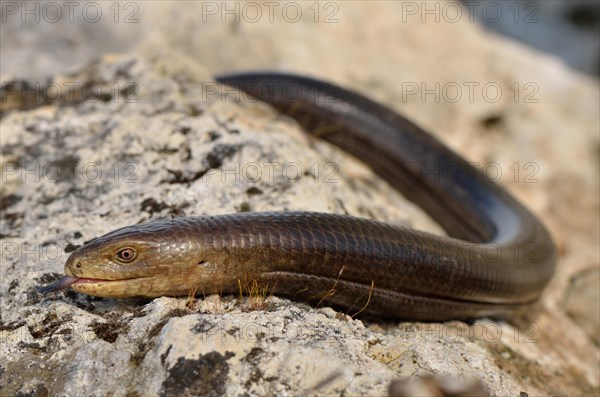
[36,276,80,293]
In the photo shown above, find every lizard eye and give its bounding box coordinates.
[116,247,136,262]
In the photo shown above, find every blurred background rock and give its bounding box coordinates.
[1,0,599,78]
[464,0,600,76]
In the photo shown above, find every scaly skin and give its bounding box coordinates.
[38,73,556,321]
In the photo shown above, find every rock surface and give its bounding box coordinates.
[1,2,598,397]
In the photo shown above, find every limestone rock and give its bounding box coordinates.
[1,2,598,396]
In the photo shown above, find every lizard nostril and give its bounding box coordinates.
[75,260,81,269]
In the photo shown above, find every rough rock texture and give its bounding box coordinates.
[1,2,598,397]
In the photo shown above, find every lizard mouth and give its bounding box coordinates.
[37,275,159,298]
[36,276,126,293]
